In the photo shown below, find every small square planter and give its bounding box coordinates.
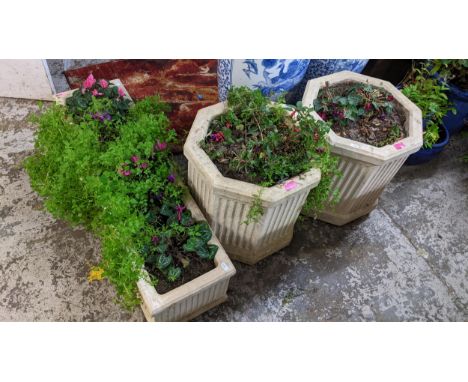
[302,71,423,226]
[184,102,321,264]
[137,195,236,322]
[55,83,235,321]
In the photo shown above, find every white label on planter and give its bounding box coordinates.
[221,262,230,272]
[283,180,298,191]
[393,141,405,150]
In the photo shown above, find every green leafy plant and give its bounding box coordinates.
[201,86,339,220]
[24,77,217,309]
[401,63,455,148]
[314,82,405,147]
[428,59,468,90]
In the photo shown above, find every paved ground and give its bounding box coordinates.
[1,96,467,321]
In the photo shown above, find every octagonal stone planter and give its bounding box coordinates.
[137,195,236,322]
[184,102,321,265]
[302,71,423,226]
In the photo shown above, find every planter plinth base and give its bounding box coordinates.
[141,295,227,322]
[317,199,378,226]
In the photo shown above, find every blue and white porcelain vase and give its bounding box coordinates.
[306,59,369,79]
[287,59,369,104]
[217,59,310,101]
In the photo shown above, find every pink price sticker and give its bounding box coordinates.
[393,141,405,150]
[283,180,298,191]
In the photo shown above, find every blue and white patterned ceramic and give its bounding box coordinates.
[217,59,310,101]
[287,59,369,104]
[306,59,369,79]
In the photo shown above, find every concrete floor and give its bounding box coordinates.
[1,96,467,321]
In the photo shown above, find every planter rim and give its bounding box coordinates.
[137,194,236,318]
[183,101,321,206]
[302,70,423,166]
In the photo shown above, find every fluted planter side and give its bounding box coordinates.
[302,71,423,226]
[137,195,236,322]
[184,102,321,264]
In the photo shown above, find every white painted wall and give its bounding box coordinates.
[0,59,54,100]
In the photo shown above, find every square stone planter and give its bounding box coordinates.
[55,83,235,321]
[183,102,321,264]
[137,195,236,322]
[302,71,423,226]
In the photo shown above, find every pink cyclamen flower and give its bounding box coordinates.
[91,89,103,97]
[131,155,139,163]
[140,162,148,169]
[99,79,109,88]
[118,87,125,97]
[82,74,96,89]
[318,112,327,121]
[119,169,131,176]
[154,141,167,151]
[175,205,186,222]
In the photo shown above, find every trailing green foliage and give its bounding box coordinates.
[24,78,217,309]
[201,86,339,220]
[401,63,455,148]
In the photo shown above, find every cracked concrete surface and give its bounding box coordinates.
[1,96,467,321]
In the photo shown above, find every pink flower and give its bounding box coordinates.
[140,162,148,169]
[82,74,96,89]
[364,103,372,111]
[154,141,167,151]
[175,205,186,222]
[99,79,109,88]
[131,155,139,163]
[210,132,225,142]
[118,87,125,97]
[119,169,131,177]
[91,89,102,97]
[318,112,327,121]
[151,236,159,245]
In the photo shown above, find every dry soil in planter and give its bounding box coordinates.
[316,81,407,147]
[151,258,215,294]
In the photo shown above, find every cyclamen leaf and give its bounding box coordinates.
[183,237,205,252]
[196,244,218,260]
[167,266,182,282]
[160,203,175,217]
[208,244,218,260]
[180,211,193,227]
[155,242,168,254]
[156,254,172,270]
[197,222,212,243]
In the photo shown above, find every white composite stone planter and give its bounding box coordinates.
[137,195,236,322]
[184,102,321,264]
[56,83,235,321]
[302,71,423,225]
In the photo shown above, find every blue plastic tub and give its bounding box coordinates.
[405,123,450,165]
[442,81,468,135]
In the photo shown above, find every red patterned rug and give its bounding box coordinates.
[64,59,218,138]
